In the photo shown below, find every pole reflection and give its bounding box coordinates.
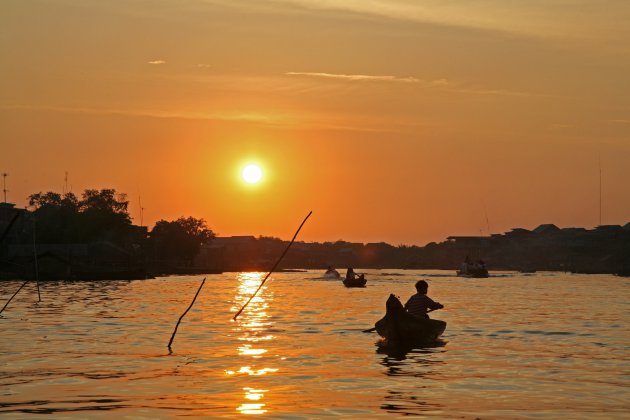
[229,272,278,415]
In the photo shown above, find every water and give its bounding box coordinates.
[1,271,628,418]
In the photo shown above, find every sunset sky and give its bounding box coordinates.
[1,0,629,245]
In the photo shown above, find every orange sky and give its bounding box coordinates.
[1,0,629,245]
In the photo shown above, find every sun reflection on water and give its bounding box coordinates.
[238,334,274,342]
[232,272,278,415]
[238,344,268,357]
[237,387,269,415]
[225,366,279,376]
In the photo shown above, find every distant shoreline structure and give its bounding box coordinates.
[2,200,629,279]
[201,222,630,276]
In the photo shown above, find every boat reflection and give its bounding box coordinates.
[230,272,278,415]
[376,338,446,360]
[381,389,442,415]
[378,345,446,415]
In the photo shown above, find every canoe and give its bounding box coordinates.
[374,294,446,346]
[343,275,366,287]
[456,268,489,278]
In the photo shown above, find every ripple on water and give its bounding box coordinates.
[0,272,628,418]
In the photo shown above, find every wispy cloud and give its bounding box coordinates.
[285,71,542,97]
[608,119,630,124]
[147,60,166,65]
[0,104,288,125]
[0,103,424,134]
[285,72,419,83]
[265,0,630,48]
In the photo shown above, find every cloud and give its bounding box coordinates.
[0,104,288,125]
[284,72,541,97]
[147,60,166,65]
[265,0,630,48]
[608,119,630,124]
[285,71,419,83]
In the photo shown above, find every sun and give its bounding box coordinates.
[242,164,263,184]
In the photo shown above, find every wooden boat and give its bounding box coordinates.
[456,267,489,278]
[343,274,366,287]
[374,294,446,347]
[457,258,489,278]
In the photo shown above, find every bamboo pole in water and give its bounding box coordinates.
[167,277,206,351]
[32,217,41,302]
[232,210,312,321]
[0,280,30,315]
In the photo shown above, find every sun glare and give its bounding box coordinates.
[242,164,263,184]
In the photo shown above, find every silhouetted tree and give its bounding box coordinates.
[27,189,132,244]
[77,189,132,243]
[150,217,215,266]
[28,192,80,243]
[29,191,79,209]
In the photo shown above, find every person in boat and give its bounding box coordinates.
[345,267,365,282]
[325,266,336,275]
[404,280,443,319]
[460,255,472,274]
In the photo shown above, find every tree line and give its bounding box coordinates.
[25,188,214,267]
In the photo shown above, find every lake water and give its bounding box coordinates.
[0,271,628,418]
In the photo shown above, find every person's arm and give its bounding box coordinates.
[427,296,444,310]
[404,296,414,310]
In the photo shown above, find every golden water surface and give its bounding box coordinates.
[0,271,628,418]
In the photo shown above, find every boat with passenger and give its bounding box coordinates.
[373,294,446,346]
[323,266,341,279]
[343,267,366,287]
[457,257,489,278]
[343,275,366,287]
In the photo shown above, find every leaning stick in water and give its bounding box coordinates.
[0,279,30,315]
[167,277,206,351]
[233,210,312,321]
[32,219,41,302]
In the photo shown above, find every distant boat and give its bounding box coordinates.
[457,267,489,278]
[374,294,446,347]
[457,258,489,278]
[343,274,366,287]
[323,267,341,279]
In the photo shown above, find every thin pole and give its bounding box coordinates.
[599,155,602,226]
[481,198,491,235]
[233,210,312,321]
[0,280,29,315]
[167,277,206,351]
[2,173,7,203]
[32,217,41,302]
[138,195,144,227]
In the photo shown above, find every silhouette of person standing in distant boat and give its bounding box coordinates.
[345,267,364,282]
[404,280,443,318]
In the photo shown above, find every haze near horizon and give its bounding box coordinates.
[1,0,629,245]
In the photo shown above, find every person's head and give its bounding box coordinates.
[415,280,429,294]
